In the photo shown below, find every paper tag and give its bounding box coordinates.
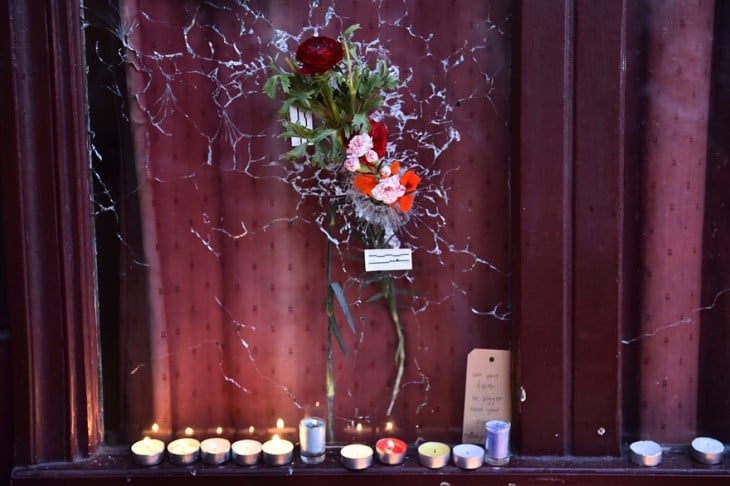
[364,248,412,272]
[462,348,511,444]
[289,106,313,146]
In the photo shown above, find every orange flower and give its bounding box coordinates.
[390,161,401,175]
[353,174,378,196]
[398,194,415,212]
[400,170,421,193]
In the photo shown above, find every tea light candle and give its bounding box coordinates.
[629,440,662,466]
[299,416,326,464]
[417,441,450,469]
[262,435,294,466]
[485,419,511,466]
[375,437,407,465]
[167,437,200,465]
[341,443,374,470]
[452,443,485,470]
[231,439,262,466]
[690,437,725,465]
[130,437,165,466]
[200,437,231,465]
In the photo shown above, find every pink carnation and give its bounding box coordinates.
[344,155,361,172]
[370,175,405,205]
[347,134,373,158]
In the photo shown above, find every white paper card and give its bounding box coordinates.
[364,248,412,272]
[289,106,313,146]
[462,348,511,444]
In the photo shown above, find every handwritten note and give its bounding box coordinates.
[462,348,511,444]
[364,248,412,272]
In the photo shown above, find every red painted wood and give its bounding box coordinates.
[571,0,641,455]
[0,0,101,464]
[698,0,730,443]
[513,0,573,455]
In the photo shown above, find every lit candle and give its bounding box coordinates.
[299,417,326,464]
[130,437,165,466]
[267,418,296,440]
[629,440,662,467]
[231,439,262,466]
[375,437,407,465]
[485,419,511,466]
[340,443,374,470]
[262,435,294,466]
[690,437,725,465]
[167,437,200,465]
[452,443,485,470]
[417,441,450,469]
[199,437,231,465]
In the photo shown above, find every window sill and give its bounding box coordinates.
[11,446,730,485]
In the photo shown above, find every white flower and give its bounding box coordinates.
[371,175,405,205]
[379,164,391,177]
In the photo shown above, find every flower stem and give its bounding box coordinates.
[325,206,336,442]
[383,275,405,416]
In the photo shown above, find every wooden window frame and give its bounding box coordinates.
[1,0,728,483]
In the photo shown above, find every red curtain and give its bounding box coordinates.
[116,0,511,444]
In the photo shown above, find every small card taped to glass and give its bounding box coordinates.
[364,248,412,271]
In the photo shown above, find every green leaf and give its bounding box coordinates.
[328,315,349,357]
[366,292,383,303]
[330,282,357,335]
[342,24,361,38]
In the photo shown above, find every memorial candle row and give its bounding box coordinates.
[130,417,513,470]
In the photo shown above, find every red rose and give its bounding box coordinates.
[295,36,343,75]
[368,118,388,158]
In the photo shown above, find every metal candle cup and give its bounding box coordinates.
[130,437,165,466]
[262,436,294,466]
[231,439,262,466]
[299,417,326,464]
[199,437,231,465]
[452,443,485,470]
[375,437,407,465]
[690,437,725,465]
[417,441,450,469]
[167,437,200,465]
[629,440,662,466]
[340,444,374,470]
[485,419,511,465]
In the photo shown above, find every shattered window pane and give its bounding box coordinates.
[84,0,512,445]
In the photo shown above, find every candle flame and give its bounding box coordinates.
[276,418,284,429]
[143,436,151,444]
[385,421,394,432]
[184,427,194,436]
[356,423,363,433]
[216,426,223,435]
[151,423,160,433]
[249,425,255,435]
[386,439,395,452]
[315,400,320,407]
[272,434,280,442]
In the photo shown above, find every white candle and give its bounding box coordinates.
[690,436,725,465]
[130,437,165,466]
[199,437,231,465]
[262,435,294,466]
[231,439,262,466]
[299,417,326,464]
[452,443,485,470]
[417,441,450,469]
[167,437,200,465]
[340,443,373,470]
[629,440,662,467]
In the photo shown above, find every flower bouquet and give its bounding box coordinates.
[264,25,420,440]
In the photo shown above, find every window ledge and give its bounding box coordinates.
[11,446,730,485]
